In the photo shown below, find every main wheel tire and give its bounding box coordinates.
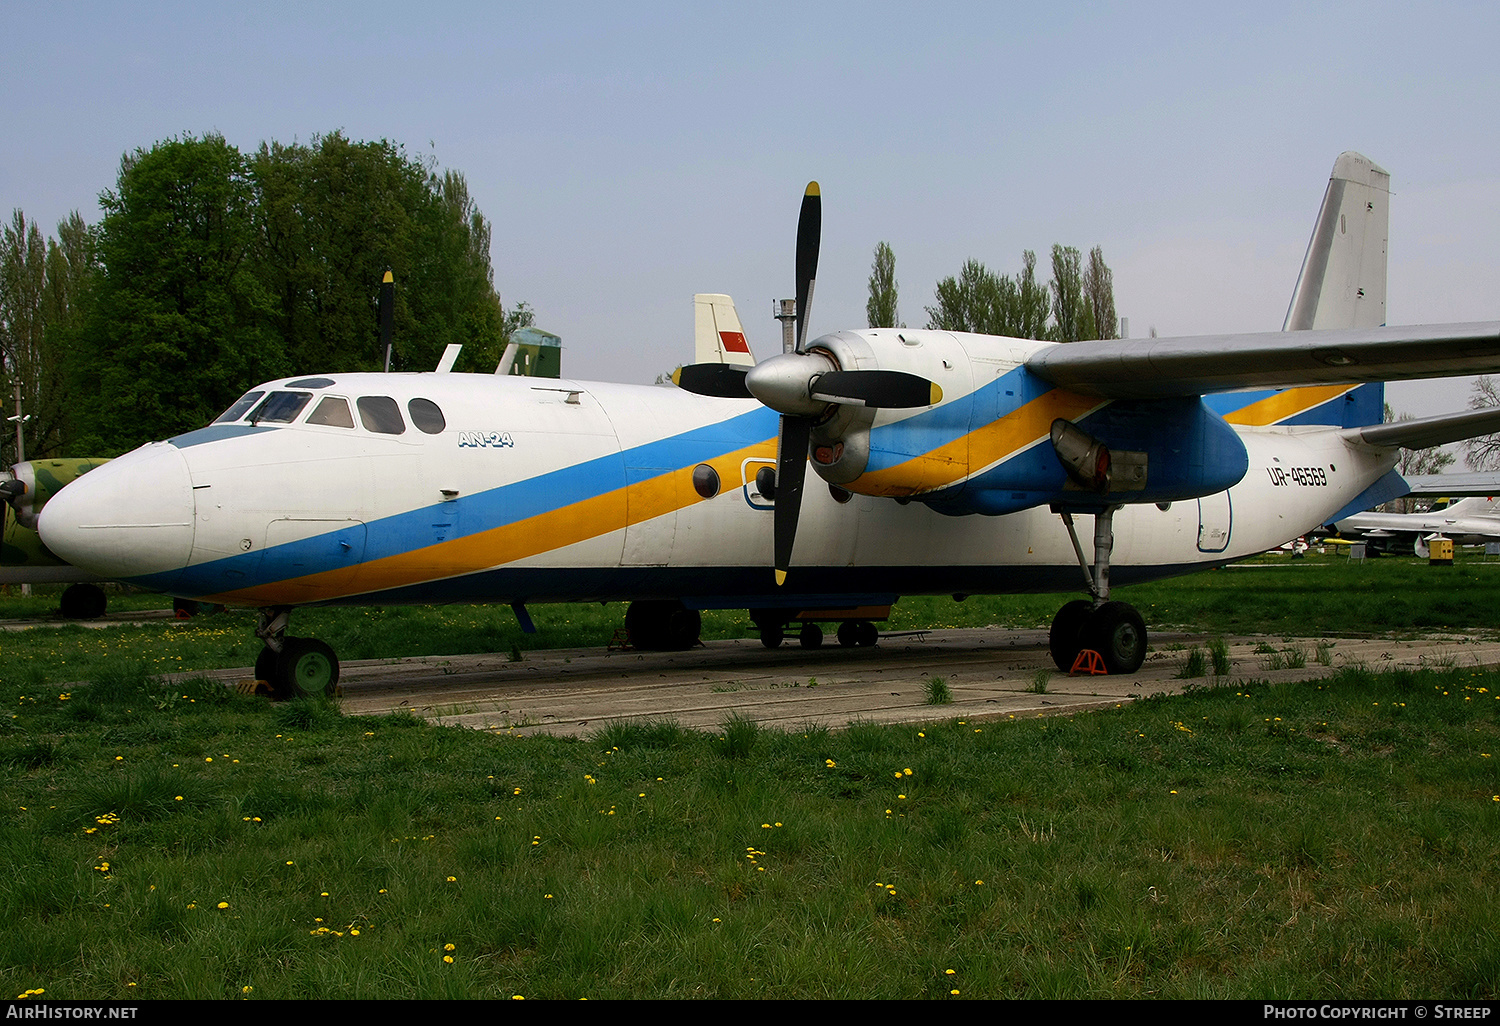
[1049,600,1093,671]
[254,645,279,687]
[59,583,107,620]
[760,625,784,649]
[855,620,879,647]
[625,600,701,651]
[837,621,859,647]
[799,623,823,649]
[276,637,340,698]
[1083,601,1147,675]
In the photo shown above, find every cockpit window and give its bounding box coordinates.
[248,391,312,424]
[356,396,406,435]
[213,391,266,424]
[306,396,355,428]
[286,377,336,389]
[408,397,446,434]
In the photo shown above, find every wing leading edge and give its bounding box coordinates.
[1024,321,1500,400]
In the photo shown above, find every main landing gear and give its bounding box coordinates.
[1047,507,1148,675]
[624,600,703,651]
[255,606,340,700]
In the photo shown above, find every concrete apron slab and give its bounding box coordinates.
[293,628,1500,738]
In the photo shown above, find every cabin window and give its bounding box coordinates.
[408,398,446,434]
[306,396,355,428]
[213,391,265,423]
[357,396,406,435]
[249,391,312,424]
[691,463,720,499]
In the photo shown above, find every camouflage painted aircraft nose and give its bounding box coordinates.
[37,442,196,589]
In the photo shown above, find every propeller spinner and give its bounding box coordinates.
[674,182,942,584]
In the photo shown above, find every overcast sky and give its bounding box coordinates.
[4,2,1497,418]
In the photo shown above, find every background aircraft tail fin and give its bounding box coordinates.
[1284,151,1390,332]
[693,294,756,366]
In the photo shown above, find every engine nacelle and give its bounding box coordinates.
[3,458,111,568]
[794,329,1249,516]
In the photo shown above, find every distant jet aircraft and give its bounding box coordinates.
[1333,493,1500,556]
[33,153,1500,698]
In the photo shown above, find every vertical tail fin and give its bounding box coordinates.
[693,294,756,366]
[1263,152,1391,428]
[1284,151,1390,331]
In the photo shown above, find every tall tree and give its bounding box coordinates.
[76,133,280,454]
[1014,249,1051,341]
[925,259,1006,334]
[0,211,52,462]
[252,133,511,375]
[66,131,524,455]
[41,213,100,454]
[1083,245,1117,341]
[1049,244,1084,342]
[925,247,1092,342]
[866,241,900,328]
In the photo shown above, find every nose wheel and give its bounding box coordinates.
[255,607,341,699]
[255,636,340,699]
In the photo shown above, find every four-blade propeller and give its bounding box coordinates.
[673,182,942,583]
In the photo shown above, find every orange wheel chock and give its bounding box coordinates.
[1070,648,1108,675]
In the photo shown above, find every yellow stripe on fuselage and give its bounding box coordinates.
[203,437,777,605]
[850,389,1102,496]
[1220,385,1354,426]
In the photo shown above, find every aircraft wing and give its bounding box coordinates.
[1024,321,1500,399]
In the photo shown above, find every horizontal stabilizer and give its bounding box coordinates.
[1025,322,1500,399]
[1401,472,1500,497]
[1343,405,1500,450]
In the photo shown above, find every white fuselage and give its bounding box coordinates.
[37,335,1396,611]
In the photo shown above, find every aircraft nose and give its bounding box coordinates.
[38,443,196,586]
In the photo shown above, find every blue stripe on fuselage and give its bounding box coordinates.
[131,404,781,594]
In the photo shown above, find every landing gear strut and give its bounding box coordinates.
[624,600,702,651]
[255,606,341,699]
[1048,508,1147,674]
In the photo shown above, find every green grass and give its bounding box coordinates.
[924,677,953,705]
[3,555,1500,998]
[2,661,1498,999]
[4,552,1497,692]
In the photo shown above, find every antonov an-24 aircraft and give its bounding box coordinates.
[31,153,1500,698]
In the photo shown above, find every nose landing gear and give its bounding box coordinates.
[255,607,341,699]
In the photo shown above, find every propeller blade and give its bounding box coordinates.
[672,363,752,399]
[379,269,395,371]
[809,370,943,409]
[773,414,811,585]
[0,475,23,507]
[794,182,821,352]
